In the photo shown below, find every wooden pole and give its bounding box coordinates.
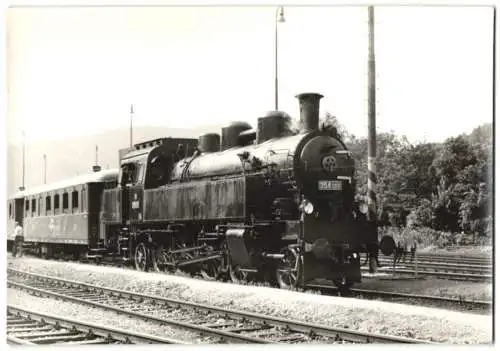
[367,5,378,273]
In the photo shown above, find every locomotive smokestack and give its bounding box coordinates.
[296,92,324,132]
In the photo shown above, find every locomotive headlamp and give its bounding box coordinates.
[302,199,314,215]
[359,202,369,215]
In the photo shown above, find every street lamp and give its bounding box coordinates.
[274,6,285,110]
[19,131,26,191]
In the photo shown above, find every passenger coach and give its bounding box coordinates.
[6,169,119,257]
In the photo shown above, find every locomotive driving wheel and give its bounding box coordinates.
[152,245,175,273]
[229,265,251,284]
[134,242,149,271]
[201,260,221,280]
[200,246,222,280]
[276,247,302,290]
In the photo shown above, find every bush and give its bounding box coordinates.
[378,226,460,250]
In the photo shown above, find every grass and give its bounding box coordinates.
[379,226,492,256]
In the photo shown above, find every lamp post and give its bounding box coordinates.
[19,131,26,191]
[43,154,47,184]
[274,6,285,110]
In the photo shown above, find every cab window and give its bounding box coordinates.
[120,163,137,185]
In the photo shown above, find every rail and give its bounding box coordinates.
[7,305,186,345]
[7,268,431,344]
[306,284,492,312]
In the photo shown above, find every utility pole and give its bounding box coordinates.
[20,131,26,191]
[493,7,496,139]
[367,6,378,273]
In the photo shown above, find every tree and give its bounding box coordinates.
[320,112,354,142]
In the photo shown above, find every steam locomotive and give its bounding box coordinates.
[7,93,393,289]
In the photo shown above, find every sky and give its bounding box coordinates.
[5,5,494,145]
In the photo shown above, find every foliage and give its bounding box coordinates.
[327,111,493,242]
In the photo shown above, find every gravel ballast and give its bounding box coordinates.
[7,288,209,343]
[7,257,492,344]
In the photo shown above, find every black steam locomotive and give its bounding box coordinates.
[8,92,391,289]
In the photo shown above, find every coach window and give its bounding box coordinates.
[72,190,79,213]
[46,195,52,215]
[25,199,30,216]
[31,198,36,215]
[81,188,87,212]
[9,203,12,218]
[63,192,69,213]
[54,194,60,214]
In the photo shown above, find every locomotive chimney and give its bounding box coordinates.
[296,92,324,132]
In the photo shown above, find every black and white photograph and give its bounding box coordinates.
[2,0,494,346]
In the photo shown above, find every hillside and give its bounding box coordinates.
[7,124,222,195]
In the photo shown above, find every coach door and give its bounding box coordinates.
[14,198,24,224]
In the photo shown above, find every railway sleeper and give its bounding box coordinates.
[29,334,90,344]
[8,320,38,327]
[224,325,270,333]
[16,329,78,339]
[64,338,109,345]
[9,326,54,333]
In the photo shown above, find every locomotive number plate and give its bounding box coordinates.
[318,180,342,191]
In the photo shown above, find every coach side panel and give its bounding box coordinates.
[23,186,89,245]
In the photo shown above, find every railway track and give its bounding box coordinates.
[361,266,491,282]
[366,256,492,281]
[306,284,492,313]
[403,254,492,266]
[377,258,491,271]
[7,305,185,345]
[7,268,431,344]
[11,248,492,283]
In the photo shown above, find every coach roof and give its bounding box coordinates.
[10,168,119,199]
